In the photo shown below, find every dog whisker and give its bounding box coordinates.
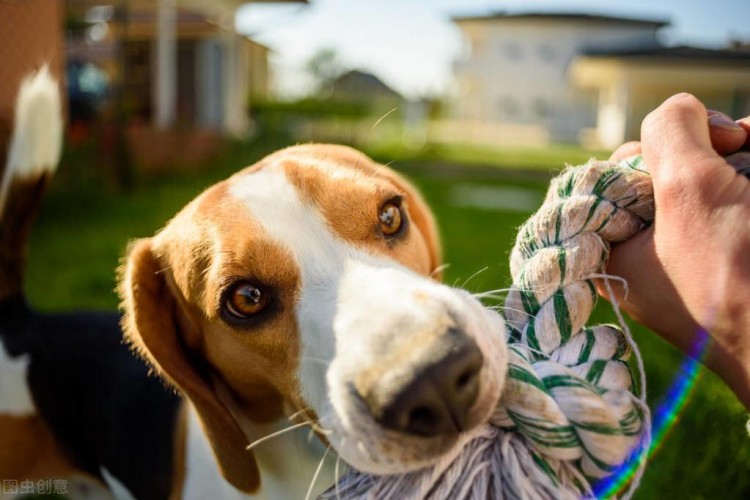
[460,266,489,289]
[492,305,534,318]
[154,266,172,275]
[287,407,311,422]
[430,263,451,278]
[524,345,551,359]
[305,443,332,500]
[356,107,399,175]
[306,422,333,442]
[473,288,510,297]
[306,425,329,443]
[370,107,399,132]
[486,304,508,311]
[305,410,335,438]
[246,420,314,451]
[476,280,569,297]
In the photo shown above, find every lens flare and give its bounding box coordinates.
[594,329,709,498]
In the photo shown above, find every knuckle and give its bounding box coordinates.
[643,93,706,136]
[654,168,685,201]
[665,92,704,113]
[653,154,723,208]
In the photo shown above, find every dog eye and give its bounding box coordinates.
[225,282,269,318]
[379,202,403,236]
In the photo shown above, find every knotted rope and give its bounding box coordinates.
[328,157,654,499]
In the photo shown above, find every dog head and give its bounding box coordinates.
[119,144,507,491]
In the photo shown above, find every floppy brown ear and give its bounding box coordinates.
[119,238,260,493]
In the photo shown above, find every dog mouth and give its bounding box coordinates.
[322,328,504,475]
[298,264,509,474]
[321,384,473,474]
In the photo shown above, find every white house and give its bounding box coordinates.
[144,0,306,136]
[452,12,666,146]
[571,45,750,148]
[451,11,750,149]
[67,0,304,137]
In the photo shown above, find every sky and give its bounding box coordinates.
[236,0,750,99]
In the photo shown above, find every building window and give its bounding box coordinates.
[538,44,556,62]
[503,42,523,61]
[462,38,473,58]
[532,98,553,119]
[498,96,519,119]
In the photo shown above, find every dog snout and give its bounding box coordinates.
[359,328,484,437]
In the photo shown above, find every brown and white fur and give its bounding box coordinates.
[1,68,508,498]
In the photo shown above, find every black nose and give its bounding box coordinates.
[362,329,483,437]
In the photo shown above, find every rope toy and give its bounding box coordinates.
[327,156,655,499]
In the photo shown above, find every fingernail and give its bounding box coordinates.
[708,113,743,131]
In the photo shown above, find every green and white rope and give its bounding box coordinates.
[328,157,654,499]
[501,156,653,479]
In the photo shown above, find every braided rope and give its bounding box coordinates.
[328,157,654,499]
[500,156,653,479]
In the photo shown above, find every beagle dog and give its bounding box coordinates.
[1,70,508,498]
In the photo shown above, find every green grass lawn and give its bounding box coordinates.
[367,140,611,172]
[26,140,750,498]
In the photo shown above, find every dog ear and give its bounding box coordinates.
[119,238,260,493]
[382,169,443,280]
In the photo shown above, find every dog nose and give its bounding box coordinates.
[362,329,483,437]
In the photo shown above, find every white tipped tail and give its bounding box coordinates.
[0,66,63,218]
[0,66,63,301]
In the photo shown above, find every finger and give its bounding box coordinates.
[609,141,641,162]
[737,117,750,148]
[707,110,747,155]
[641,93,730,189]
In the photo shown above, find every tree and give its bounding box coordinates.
[305,48,343,97]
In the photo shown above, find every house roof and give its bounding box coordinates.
[452,11,669,28]
[173,0,308,18]
[244,37,273,54]
[332,70,402,100]
[67,0,307,12]
[582,45,750,64]
[179,0,306,8]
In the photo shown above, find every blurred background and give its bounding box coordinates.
[1,0,748,497]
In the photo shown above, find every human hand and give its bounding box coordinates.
[599,94,750,408]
